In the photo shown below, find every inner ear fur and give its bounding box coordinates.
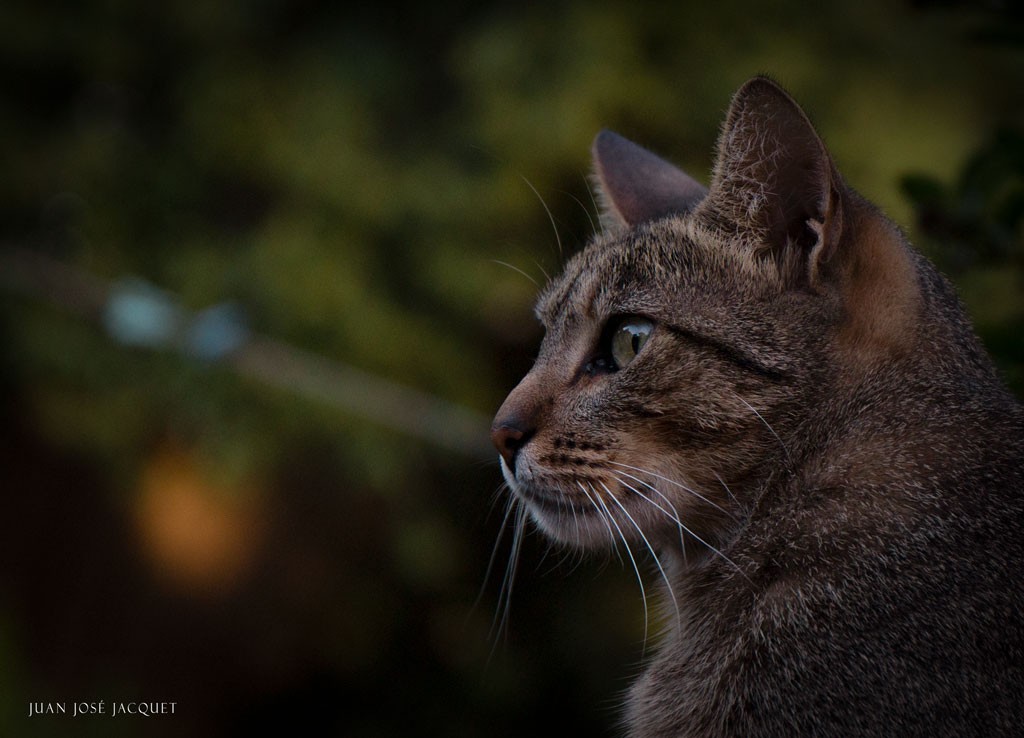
[702,76,844,288]
[591,129,708,230]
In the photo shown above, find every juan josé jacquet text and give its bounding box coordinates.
[28,701,177,717]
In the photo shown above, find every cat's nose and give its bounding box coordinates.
[491,417,533,471]
[492,371,546,472]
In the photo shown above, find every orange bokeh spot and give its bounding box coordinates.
[136,447,263,596]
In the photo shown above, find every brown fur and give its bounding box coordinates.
[491,77,1024,736]
[833,201,920,363]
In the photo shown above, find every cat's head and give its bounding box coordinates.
[491,77,920,556]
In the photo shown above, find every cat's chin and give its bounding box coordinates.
[525,501,617,550]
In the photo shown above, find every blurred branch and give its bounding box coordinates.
[0,247,109,317]
[0,247,495,460]
[233,337,492,459]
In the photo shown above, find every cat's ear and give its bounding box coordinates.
[591,130,708,230]
[705,77,843,286]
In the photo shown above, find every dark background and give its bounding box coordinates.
[1,1,1021,736]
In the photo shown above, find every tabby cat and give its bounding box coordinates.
[490,77,1024,737]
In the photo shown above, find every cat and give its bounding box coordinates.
[490,76,1024,737]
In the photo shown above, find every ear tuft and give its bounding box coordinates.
[591,130,708,230]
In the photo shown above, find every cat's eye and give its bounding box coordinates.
[609,317,654,370]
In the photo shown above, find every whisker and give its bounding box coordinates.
[557,544,587,577]
[490,259,539,288]
[613,473,749,582]
[601,481,680,624]
[578,480,624,565]
[713,471,739,508]
[591,483,650,649]
[608,462,736,521]
[490,502,527,650]
[473,492,518,615]
[521,175,563,259]
[539,498,574,575]
[732,391,792,468]
[582,173,603,235]
[611,473,687,560]
[489,510,516,642]
[532,258,552,284]
[569,487,582,548]
[558,187,598,237]
[534,535,554,575]
[550,493,587,575]
[483,480,511,520]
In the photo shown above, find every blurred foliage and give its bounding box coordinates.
[0,1,1021,736]
[902,129,1024,273]
[902,128,1024,391]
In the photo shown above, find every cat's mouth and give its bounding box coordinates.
[499,455,721,551]
[500,458,598,519]
[514,483,589,515]
[502,464,575,513]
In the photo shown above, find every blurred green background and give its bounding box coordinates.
[1,1,1021,736]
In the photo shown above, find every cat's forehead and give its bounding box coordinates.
[534,218,768,328]
[534,239,619,328]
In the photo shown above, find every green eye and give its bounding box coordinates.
[610,317,654,370]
